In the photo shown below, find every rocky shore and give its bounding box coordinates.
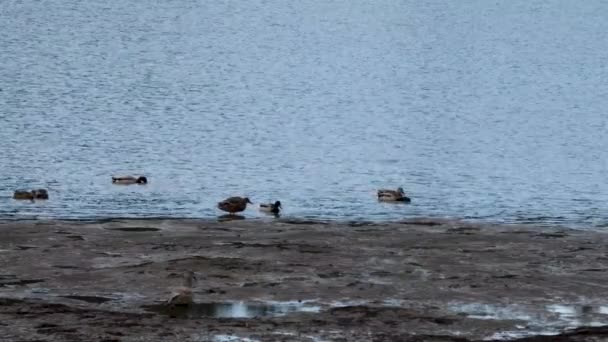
[1,218,607,341]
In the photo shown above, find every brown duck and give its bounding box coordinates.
[13,189,49,200]
[217,196,252,214]
[377,187,411,202]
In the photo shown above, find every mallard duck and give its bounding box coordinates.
[13,190,34,200]
[259,201,282,215]
[166,271,196,306]
[13,189,49,200]
[32,189,49,199]
[217,196,252,214]
[112,176,148,185]
[377,187,411,202]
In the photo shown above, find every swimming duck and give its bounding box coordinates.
[13,189,49,200]
[112,176,148,185]
[32,189,49,199]
[166,271,196,306]
[259,201,282,215]
[377,187,411,202]
[13,190,34,200]
[217,196,252,214]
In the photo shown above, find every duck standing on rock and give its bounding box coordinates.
[112,176,148,185]
[259,201,282,215]
[377,187,411,202]
[167,271,197,306]
[217,196,252,215]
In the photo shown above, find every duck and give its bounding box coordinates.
[377,187,411,202]
[259,201,282,215]
[32,189,49,199]
[13,189,49,200]
[13,190,34,200]
[166,271,196,306]
[217,196,252,215]
[112,176,148,185]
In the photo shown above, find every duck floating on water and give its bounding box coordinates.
[217,196,252,215]
[33,189,49,199]
[13,190,34,200]
[166,271,196,306]
[112,176,148,185]
[377,187,411,202]
[259,201,282,215]
[13,189,49,200]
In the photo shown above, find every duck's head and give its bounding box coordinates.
[397,187,405,194]
[244,197,252,204]
[136,176,148,184]
[274,201,282,208]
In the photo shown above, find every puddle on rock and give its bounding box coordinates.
[212,335,260,342]
[450,303,533,321]
[449,302,608,339]
[144,301,320,319]
[546,304,608,327]
[0,278,45,287]
[105,227,160,232]
[61,295,113,304]
[217,215,245,222]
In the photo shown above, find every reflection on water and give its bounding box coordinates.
[449,302,608,339]
[144,301,320,319]
[217,214,246,222]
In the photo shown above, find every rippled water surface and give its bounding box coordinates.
[1,0,607,227]
[450,302,608,339]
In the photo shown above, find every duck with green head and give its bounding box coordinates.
[112,176,148,185]
[259,201,282,215]
[377,187,411,202]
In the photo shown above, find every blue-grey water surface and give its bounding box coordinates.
[1,1,607,227]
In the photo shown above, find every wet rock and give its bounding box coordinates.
[0,278,45,287]
[0,219,607,341]
[106,227,160,232]
[535,232,569,238]
[61,295,113,304]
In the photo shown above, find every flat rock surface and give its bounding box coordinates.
[1,218,608,341]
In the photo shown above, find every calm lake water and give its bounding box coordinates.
[1,0,607,227]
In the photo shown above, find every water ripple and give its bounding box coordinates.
[1,0,607,228]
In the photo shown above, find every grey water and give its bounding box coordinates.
[1,1,607,227]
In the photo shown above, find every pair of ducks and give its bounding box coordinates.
[13,175,147,200]
[217,197,282,215]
